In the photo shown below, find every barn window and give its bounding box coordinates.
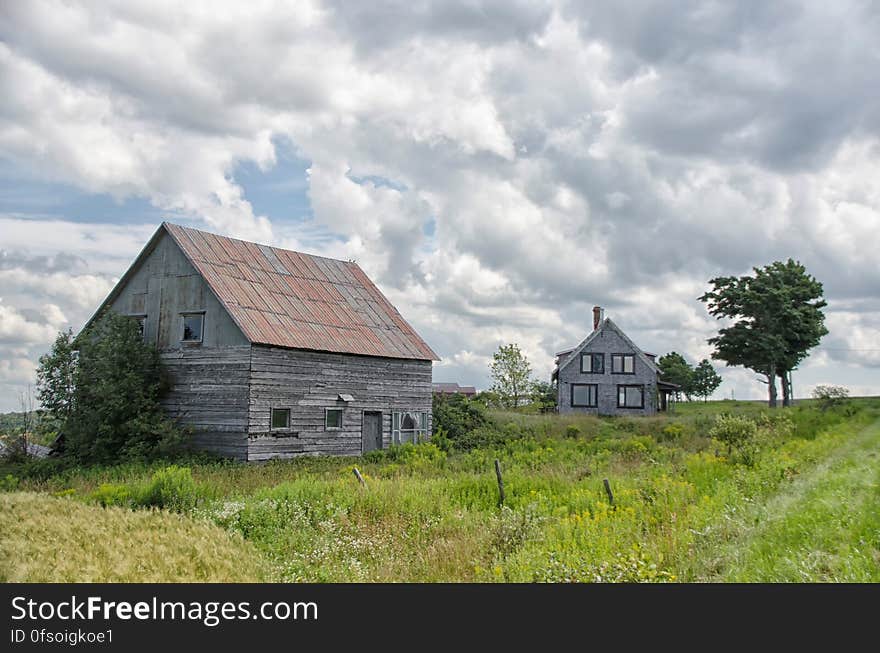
[325,408,343,429]
[271,408,290,429]
[580,352,604,374]
[617,385,645,408]
[571,383,598,407]
[611,354,635,374]
[182,312,204,342]
[392,411,427,444]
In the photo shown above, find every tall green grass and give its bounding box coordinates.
[2,399,876,582]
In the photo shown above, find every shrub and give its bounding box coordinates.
[492,504,543,559]
[432,393,492,448]
[564,425,581,439]
[709,414,758,465]
[137,465,200,512]
[39,311,186,464]
[812,385,850,411]
[91,483,132,507]
[659,423,685,441]
[0,474,19,492]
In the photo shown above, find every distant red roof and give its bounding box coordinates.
[163,223,439,361]
[432,383,477,395]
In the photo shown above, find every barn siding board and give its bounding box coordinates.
[160,346,251,460]
[246,345,432,461]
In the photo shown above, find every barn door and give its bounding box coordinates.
[362,411,383,453]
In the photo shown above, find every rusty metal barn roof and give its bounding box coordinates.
[163,223,439,360]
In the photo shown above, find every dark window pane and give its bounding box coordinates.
[572,384,597,407]
[326,409,342,428]
[182,314,203,341]
[593,354,604,374]
[271,408,290,429]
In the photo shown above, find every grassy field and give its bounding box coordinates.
[1,398,878,582]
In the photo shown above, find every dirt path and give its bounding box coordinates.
[697,417,880,581]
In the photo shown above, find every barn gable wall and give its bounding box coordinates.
[107,231,248,349]
[106,231,251,458]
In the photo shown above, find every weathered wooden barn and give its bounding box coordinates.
[87,222,439,461]
[553,307,677,416]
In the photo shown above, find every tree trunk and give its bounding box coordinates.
[780,371,791,407]
[767,362,778,408]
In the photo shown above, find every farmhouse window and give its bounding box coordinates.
[392,411,427,445]
[325,408,343,429]
[617,385,645,409]
[571,383,598,407]
[611,354,635,374]
[580,352,604,374]
[181,312,204,342]
[271,408,290,429]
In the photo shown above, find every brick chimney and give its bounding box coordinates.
[592,306,604,331]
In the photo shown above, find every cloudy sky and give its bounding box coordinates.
[1,1,879,411]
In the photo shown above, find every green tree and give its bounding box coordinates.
[489,343,532,409]
[699,259,827,408]
[691,359,722,402]
[529,380,557,413]
[657,352,694,401]
[36,329,77,435]
[46,311,183,463]
[431,392,490,442]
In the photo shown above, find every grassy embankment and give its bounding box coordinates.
[1,398,877,582]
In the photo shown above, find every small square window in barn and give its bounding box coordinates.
[325,408,343,429]
[182,313,204,342]
[392,411,428,444]
[271,408,290,429]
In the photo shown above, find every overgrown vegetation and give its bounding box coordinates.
[0,492,266,582]
[2,398,876,583]
[31,311,185,464]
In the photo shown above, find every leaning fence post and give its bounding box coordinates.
[353,467,366,488]
[494,459,505,508]
[603,478,614,506]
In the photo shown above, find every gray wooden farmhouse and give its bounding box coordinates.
[553,307,677,416]
[87,222,439,461]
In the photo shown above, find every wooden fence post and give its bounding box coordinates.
[494,459,505,508]
[353,467,366,488]
[603,478,614,506]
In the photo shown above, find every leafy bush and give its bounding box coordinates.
[137,465,200,512]
[38,311,186,464]
[812,385,850,411]
[709,414,758,464]
[491,504,543,559]
[564,425,581,439]
[659,423,685,441]
[432,393,492,449]
[91,483,132,507]
[379,442,447,471]
[0,474,19,491]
